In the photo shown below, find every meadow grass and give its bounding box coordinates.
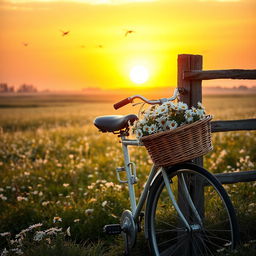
[0,94,255,255]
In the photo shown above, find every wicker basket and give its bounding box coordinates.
[140,115,213,167]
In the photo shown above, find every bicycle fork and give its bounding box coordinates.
[162,168,203,231]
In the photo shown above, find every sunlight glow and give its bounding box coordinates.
[130,65,149,84]
[6,0,156,4]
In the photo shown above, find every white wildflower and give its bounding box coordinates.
[45,227,62,235]
[10,248,23,255]
[185,110,193,122]
[178,102,188,110]
[102,201,107,207]
[143,125,150,133]
[17,196,28,202]
[74,219,80,223]
[85,208,94,215]
[167,120,178,130]
[197,102,204,109]
[135,129,143,139]
[156,104,168,115]
[0,194,7,201]
[0,232,11,237]
[156,116,167,128]
[42,201,50,206]
[66,227,71,237]
[1,248,8,256]
[53,216,62,223]
[28,223,42,230]
[63,183,69,187]
[148,124,157,134]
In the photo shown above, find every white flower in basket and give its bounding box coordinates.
[132,101,212,167]
[132,101,206,140]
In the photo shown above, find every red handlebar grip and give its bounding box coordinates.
[113,98,131,109]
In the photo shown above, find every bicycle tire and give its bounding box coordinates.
[145,162,239,256]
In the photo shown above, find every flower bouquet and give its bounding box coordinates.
[132,101,213,167]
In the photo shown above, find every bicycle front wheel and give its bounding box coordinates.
[146,163,239,256]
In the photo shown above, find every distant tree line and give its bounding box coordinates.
[0,83,37,93]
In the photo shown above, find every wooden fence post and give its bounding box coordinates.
[177,54,204,255]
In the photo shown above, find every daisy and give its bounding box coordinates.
[135,129,143,139]
[197,102,204,109]
[148,124,157,134]
[185,110,193,122]
[156,116,167,128]
[178,102,188,111]
[143,125,150,133]
[167,120,178,130]
[155,104,168,115]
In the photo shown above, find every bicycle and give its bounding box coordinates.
[94,88,239,256]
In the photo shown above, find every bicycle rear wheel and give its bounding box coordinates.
[146,163,239,256]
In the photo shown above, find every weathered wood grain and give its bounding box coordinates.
[184,69,256,80]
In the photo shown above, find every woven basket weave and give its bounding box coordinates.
[141,115,213,167]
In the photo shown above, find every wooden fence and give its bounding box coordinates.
[177,54,256,183]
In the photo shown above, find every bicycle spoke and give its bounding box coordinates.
[157,232,187,247]
[196,233,215,256]
[161,235,189,256]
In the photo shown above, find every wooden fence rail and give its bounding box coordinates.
[184,69,256,80]
[211,119,256,133]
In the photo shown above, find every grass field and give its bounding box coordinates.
[0,94,255,255]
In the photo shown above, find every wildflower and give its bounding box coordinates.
[1,248,8,256]
[178,102,188,110]
[17,196,28,202]
[0,232,11,237]
[167,120,178,130]
[53,216,62,223]
[0,194,7,201]
[74,219,80,223]
[135,129,143,139]
[156,116,167,128]
[185,110,193,122]
[156,104,168,115]
[191,107,198,115]
[42,201,50,206]
[143,125,150,133]
[102,201,107,207]
[63,183,69,187]
[45,227,62,235]
[197,102,204,109]
[66,227,71,237]
[28,223,43,230]
[148,124,157,134]
[88,198,96,203]
[105,182,114,188]
[85,208,94,215]
[10,248,23,255]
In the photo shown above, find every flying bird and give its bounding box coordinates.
[22,42,28,47]
[96,44,103,48]
[124,29,135,37]
[60,30,70,36]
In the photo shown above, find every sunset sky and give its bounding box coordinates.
[0,0,255,91]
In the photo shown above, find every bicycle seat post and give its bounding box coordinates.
[118,134,138,215]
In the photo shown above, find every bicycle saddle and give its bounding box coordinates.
[94,114,138,132]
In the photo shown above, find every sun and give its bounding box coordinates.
[130,65,149,84]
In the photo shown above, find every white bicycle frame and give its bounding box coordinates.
[118,135,202,231]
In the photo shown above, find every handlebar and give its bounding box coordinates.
[113,88,180,109]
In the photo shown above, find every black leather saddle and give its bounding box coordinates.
[94,114,138,132]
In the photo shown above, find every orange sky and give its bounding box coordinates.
[0,0,255,91]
